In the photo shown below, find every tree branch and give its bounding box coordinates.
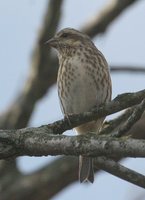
[1,121,145,190]
[0,0,144,198]
[0,156,78,200]
[0,0,63,197]
[81,0,139,37]
[0,0,63,129]
[1,129,145,159]
[110,66,145,74]
[0,89,145,158]
[50,89,145,134]
[101,107,134,135]
[1,89,145,192]
[95,157,145,189]
[2,156,145,200]
[0,0,141,130]
[114,98,145,137]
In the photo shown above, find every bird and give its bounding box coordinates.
[46,28,112,183]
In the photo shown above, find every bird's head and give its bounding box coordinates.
[46,28,92,54]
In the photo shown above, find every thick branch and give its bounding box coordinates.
[0,88,145,198]
[0,89,145,159]
[0,0,144,198]
[0,157,77,200]
[0,0,63,129]
[1,126,145,159]
[0,0,63,197]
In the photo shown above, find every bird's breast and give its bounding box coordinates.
[57,54,100,114]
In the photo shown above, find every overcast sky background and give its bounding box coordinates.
[0,0,145,200]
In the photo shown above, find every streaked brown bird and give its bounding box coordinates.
[46,28,112,183]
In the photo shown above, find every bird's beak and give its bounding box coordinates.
[45,37,58,48]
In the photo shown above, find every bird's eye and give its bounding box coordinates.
[61,33,69,38]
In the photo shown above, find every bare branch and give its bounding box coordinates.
[1,128,145,159]
[0,157,78,200]
[0,0,141,130]
[110,66,145,74]
[0,0,142,130]
[1,123,145,190]
[102,107,134,135]
[2,156,145,200]
[127,112,145,140]
[0,0,144,198]
[0,0,63,129]
[0,0,63,197]
[0,88,145,155]
[0,83,145,198]
[114,99,145,137]
[81,0,139,37]
[51,89,145,134]
[95,157,145,189]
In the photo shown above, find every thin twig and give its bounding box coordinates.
[114,99,145,137]
[110,66,145,74]
[101,108,134,135]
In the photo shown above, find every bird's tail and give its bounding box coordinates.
[79,156,94,183]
